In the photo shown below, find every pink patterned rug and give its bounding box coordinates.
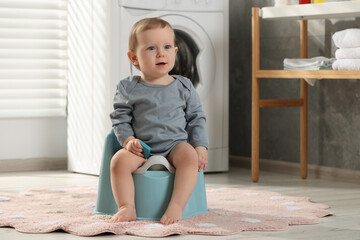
[0,186,331,237]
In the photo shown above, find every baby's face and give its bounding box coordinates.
[134,26,177,81]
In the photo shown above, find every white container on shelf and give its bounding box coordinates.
[274,0,298,6]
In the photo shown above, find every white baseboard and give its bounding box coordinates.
[230,155,360,184]
[0,158,67,173]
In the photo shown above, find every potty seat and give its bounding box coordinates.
[94,130,209,220]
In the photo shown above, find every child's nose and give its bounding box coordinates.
[157,49,165,57]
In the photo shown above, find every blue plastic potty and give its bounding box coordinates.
[94,130,209,220]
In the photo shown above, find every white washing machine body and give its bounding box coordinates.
[110,0,229,172]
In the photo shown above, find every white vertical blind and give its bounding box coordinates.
[67,0,111,175]
[0,0,68,118]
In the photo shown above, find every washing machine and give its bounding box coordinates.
[110,0,229,172]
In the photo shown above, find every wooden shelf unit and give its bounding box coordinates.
[251,3,360,182]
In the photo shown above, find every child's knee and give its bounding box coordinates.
[178,144,198,167]
[110,155,122,173]
[111,150,146,174]
[110,150,128,173]
[184,149,198,164]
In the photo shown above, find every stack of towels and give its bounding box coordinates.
[283,56,335,86]
[283,56,334,71]
[332,28,360,70]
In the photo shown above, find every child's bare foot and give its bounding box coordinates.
[160,202,183,225]
[110,204,136,223]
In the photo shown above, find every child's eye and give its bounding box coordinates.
[147,46,155,50]
[164,45,172,50]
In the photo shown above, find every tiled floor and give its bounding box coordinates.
[1,167,359,239]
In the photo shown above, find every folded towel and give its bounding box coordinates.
[284,66,332,70]
[335,47,360,59]
[332,59,360,71]
[332,28,360,48]
[284,56,334,69]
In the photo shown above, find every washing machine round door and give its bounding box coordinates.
[170,29,200,88]
[160,14,216,100]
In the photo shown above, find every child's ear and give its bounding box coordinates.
[127,51,138,66]
[174,46,178,54]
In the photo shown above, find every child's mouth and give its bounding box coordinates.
[156,62,166,66]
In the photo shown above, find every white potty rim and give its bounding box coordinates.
[133,155,176,175]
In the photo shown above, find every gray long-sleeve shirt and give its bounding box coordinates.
[110,75,209,156]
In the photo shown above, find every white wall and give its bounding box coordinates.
[0,118,67,160]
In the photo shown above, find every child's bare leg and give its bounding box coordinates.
[110,149,145,222]
[160,142,198,225]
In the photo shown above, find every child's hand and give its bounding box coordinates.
[124,137,144,158]
[195,146,208,172]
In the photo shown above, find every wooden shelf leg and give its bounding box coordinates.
[252,8,260,182]
[252,77,260,182]
[300,80,308,179]
[300,20,308,179]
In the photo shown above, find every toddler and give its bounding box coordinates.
[109,18,209,225]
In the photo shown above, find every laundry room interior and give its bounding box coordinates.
[1,0,360,239]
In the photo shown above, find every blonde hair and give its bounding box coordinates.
[128,18,175,51]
